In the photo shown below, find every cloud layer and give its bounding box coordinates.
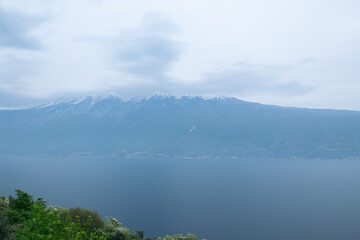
[0,0,359,110]
[112,13,182,80]
[0,8,42,49]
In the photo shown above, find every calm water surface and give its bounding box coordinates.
[1,156,360,240]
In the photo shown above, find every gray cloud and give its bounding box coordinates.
[107,13,312,98]
[105,62,314,99]
[0,91,47,109]
[112,13,182,80]
[0,55,38,83]
[0,1,357,110]
[0,55,40,105]
[192,63,314,96]
[0,8,43,50]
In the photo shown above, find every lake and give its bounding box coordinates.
[1,156,360,240]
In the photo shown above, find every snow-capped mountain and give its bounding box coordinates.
[1,95,360,158]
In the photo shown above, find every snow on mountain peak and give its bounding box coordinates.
[31,94,240,110]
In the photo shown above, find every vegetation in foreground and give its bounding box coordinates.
[0,190,205,240]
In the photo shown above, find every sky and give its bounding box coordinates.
[0,0,359,110]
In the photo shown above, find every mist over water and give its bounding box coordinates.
[1,156,360,240]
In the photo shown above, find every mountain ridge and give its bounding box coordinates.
[0,95,359,159]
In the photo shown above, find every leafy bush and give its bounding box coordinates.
[0,196,9,210]
[95,217,138,240]
[1,190,204,240]
[7,189,34,224]
[137,230,144,239]
[9,194,95,240]
[0,212,15,240]
[68,207,105,232]
[107,229,126,240]
[156,233,199,240]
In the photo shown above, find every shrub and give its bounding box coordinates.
[108,229,126,240]
[1,190,205,240]
[95,217,138,240]
[0,212,15,240]
[137,230,144,239]
[9,190,33,212]
[68,207,105,232]
[7,189,34,224]
[156,234,199,240]
[0,196,9,211]
[14,205,99,240]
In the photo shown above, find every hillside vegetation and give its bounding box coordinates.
[0,190,204,240]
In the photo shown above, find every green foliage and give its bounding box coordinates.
[137,230,144,239]
[95,216,122,236]
[107,229,126,240]
[9,190,33,212]
[7,189,34,224]
[68,207,105,232]
[0,196,9,211]
[1,190,204,240]
[95,217,138,240]
[14,205,89,240]
[156,233,199,240]
[0,212,15,240]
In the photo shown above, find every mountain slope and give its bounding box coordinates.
[0,95,359,158]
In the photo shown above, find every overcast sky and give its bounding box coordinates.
[0,0,359,110]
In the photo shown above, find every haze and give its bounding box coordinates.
[1,0,359,110]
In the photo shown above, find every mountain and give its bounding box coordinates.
[0,95,360,158]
